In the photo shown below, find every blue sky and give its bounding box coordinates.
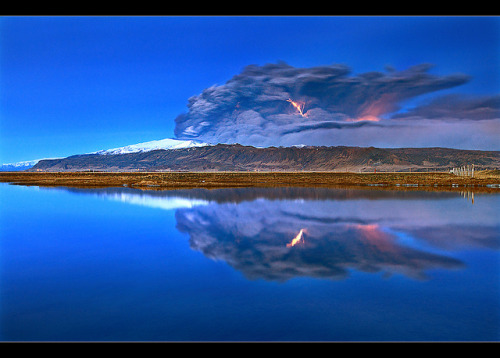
[1,16,499,163]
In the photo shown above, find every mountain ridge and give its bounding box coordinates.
[1,138,209,171]
[30,143,500,172]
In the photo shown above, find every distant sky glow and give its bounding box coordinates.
[1,16,499,163]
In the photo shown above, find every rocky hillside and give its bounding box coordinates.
[30,144,500,172]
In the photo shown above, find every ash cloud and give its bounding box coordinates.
[392,94,500,121]
[174,62,499,149]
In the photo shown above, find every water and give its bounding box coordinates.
[0,184,498,341]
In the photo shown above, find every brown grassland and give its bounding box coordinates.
[1,170,499,193]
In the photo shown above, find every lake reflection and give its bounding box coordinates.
[81,187,498,282]
[1,185,499,341]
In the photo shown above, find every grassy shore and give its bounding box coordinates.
[1,170,499,192]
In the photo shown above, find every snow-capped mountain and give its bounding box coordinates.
[0,158,60,171]
[1,138,211,171]
[30,145,500,173]
[92,138,211,155]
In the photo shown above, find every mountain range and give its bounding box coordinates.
[0,138,207,171]
[0,158,60,172]
[24,138,500,173]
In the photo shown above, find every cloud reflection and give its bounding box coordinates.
[63,186,499,282]
[175,201,468,281]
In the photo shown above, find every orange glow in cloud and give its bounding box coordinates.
[287,98,307,117]
[347,115,381,122]
[347,95,396,122]
[287,228,306,247]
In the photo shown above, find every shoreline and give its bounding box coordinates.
[1,171,499,193]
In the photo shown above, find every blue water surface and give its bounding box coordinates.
[0,184,498,341]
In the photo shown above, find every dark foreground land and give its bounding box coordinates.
[1,170,499,193]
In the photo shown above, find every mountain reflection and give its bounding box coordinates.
[62,186,499,282]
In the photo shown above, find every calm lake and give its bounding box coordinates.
[1,183,499,341]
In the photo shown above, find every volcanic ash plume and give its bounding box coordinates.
[172,62,494,148]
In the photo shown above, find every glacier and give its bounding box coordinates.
[92,138,211,155]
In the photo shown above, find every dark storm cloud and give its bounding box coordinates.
[280,118,379,135]
[173,62,472,147]
[391,94,500,121]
